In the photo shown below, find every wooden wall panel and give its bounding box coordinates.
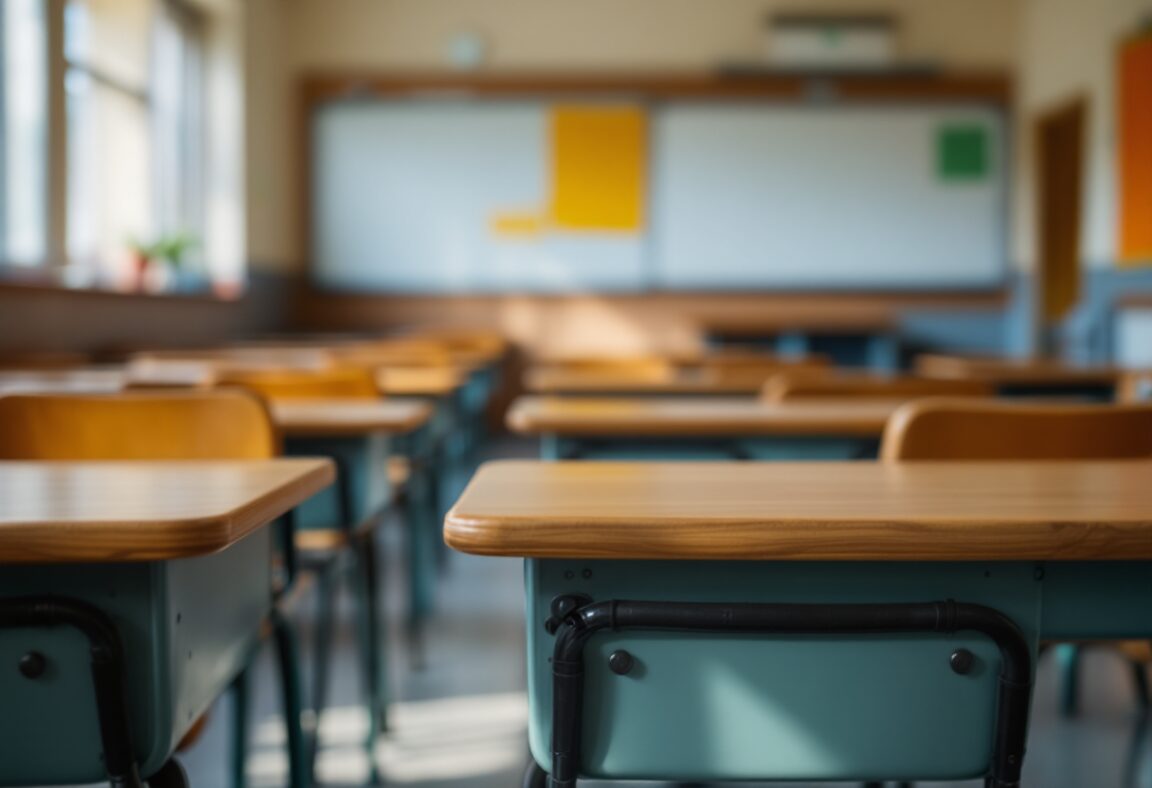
[1119,34,1152,265]
[291,290,1007,360]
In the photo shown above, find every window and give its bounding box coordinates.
[64,0,204,289]
[0,0,48,267]
[0,0,213,293]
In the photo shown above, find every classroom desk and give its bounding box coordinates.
[523,367,813,397]
[0,459,333,787]
[375,367,472,514]
[0,367,123,394]
[699,312,900,370]
[508,396,897,459]
[270,398,436,773]
[374,366,468,397]
[916,354,1124,400]
[270,400,440,630]
[447,460,1152,787]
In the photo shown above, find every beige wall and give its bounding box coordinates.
[243,0,295,270]
[243,0,1022,272]
[283,0,1019,72]
[1014,0,1151,270]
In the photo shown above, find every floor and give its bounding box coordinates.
[173,437,1151,788]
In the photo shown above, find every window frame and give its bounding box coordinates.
[0,0,213,295]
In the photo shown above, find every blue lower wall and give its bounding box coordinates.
[896,265,1152,364]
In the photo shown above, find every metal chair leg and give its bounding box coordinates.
[229,669,250,788]
[404,462,434,670]
[353,532,385,784]
[308,561,339,772]
[271,608,312,788]
[522,759,547,788]
[1131,659,1150,710]
[1056,643,1082,717]
[147,758,190,788]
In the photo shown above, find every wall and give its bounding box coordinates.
[1010,0,1152,361]
[293,291,1007,360]
[263,0,1024,357]
[283,0,1019,73]
[0,270,294,355]
[1015,0,1152,269]
[243,0,295,271]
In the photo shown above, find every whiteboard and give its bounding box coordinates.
[652,105,1006,289]
[312,101,647,293]
[312,101,1006,293]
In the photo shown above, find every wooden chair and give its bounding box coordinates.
[0,390,277,460]
[538,356,677,381]
[763,372,994,402]
[881,398,1152,716]
[0,391,309,788]
[215,366,382,400]
[881,399,1152,461]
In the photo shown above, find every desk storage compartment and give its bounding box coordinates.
[526,559,1042,782]
[0,530,271,785]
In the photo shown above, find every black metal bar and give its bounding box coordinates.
[276,509,299,599]
[547,597,1032,788]
[0,595,144,788]
[331,454,356,534]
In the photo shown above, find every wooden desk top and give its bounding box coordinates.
[446,460,1152,561]
[698,310,896,336]
[0,459,334,563]
[0,368,124,394]
[916,354,1124,386]
[375,367,467,396]
[507,396,898,437]
[524,368,795,395]
[271,399,433,437]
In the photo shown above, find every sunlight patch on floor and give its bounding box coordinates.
[246,692,529,785]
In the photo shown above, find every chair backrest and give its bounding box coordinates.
[0,390,277,460]
[332,340,456,368]
[214,366,381,401]
[538,357,677,381]
[763,373,993,402]
[881,398,1152,461]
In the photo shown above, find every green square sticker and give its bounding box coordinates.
[937,125,989,180]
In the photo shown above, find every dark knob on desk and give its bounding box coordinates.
[608,650,634,676]
[18,651,47,680]
[950,648,975,675]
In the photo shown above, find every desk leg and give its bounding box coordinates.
[270,608,311,788]
[230,669,250,788]
[308,562,338,772]
[545,598,1031,788]
[867,334,900,372]
[404,450,438,668]
[0,596,144,788]
[354,530,385,783]
[541,435,566,461]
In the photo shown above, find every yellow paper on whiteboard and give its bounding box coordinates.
[549,106,646,231]
[490,211,546,237]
